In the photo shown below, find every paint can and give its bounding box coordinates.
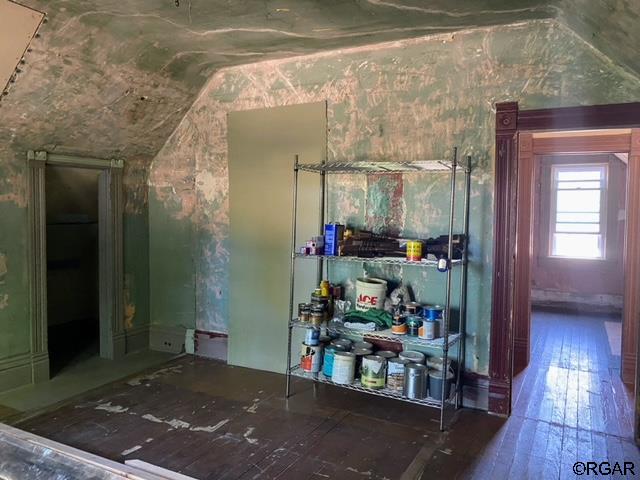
[353,347,373,379]
[298,303,311,322]
[406,316,422,336]
[392,315,407,335]
[418,319,438,340]
[423,305,444,321]
[353,341,373,350]
[406,240,422,261]
[376,350,397,360]
[322,345,340,377]
[319,335,332,346]
[331,338,353,351]
[405,302,422,316]
[301,343,323,373]
[426,356,452,373]
[361,355,387,390]
[428,367,455,400]
[355,277,387,311]
[399,350,425,364]
[404,363,428,399]
[305,327,320,346]
[332,351,356,384]
[310,304,324,327]
[387,357,410,392]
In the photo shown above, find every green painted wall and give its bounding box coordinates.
[0,202,30,359]
[149,20,640,376]
[148,188,195,330]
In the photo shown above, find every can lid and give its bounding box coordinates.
[406,362,427,371]
[428,368,455,379]
[353,341,373,349]
[388,357,411,364]
[353,348,373,355]
[334,351,356,358]
[364,355,385,362]
[376,350,397,359]
[399,350,426,361]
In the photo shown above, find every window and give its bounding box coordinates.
[549,164,607,259]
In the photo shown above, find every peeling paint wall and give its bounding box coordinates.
[149,20,640,375]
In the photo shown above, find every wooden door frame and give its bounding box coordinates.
[489,101,640,416]
[27,150,124,382]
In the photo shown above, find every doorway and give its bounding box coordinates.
[512,137,632,438]
[45,166,100,376]
[27,151,124,382]
[489,101,640,443]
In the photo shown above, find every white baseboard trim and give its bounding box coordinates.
[149,325,186,354]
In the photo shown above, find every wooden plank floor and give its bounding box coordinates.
[12,310,639,479]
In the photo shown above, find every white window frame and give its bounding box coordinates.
[548,163,608,260]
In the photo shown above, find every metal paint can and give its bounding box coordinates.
[319,335,332,346]
[361,355,386,390]
[405,302,422,316]
[418,319,438,340]
[298,303,311,322]
[428,367,455,400]
[423,305,444,321]
[376,350,397,360]
[301,343,323,373]
[406,240,422,261]
[387,357,410,391]
[353,341,373,350]
[404,363,428,399]
[332,351,356,384]
[322,345,340,377]
[392,315,407,335]
[305,327,320,346]
[310,305,324,327]
[332,338,353,350]
[406,316,422,336]
[427,356,452,373]
[399,350,425,364]
[353,347,373,379]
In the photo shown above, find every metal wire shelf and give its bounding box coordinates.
[289,366,450,408]
[294,253,462,267]
[290,320,461,349]
[285,148,471,431]
[296,160,451,174]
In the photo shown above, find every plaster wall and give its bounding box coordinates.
[149,20,640,376]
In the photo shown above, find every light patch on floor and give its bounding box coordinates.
[604,321,622,356]
[121,445,142,456]
[243,427,258,445]
[95,402,129,414]
[126,365,184,386]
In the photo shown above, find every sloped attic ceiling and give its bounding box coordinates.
[0,0,638,164]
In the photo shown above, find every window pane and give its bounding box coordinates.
[557,180,602,190]
[557,190,600,213]
[555,223,600,233]
[552,233,602,258]
[556,212,600,223]
[556,169,603,181]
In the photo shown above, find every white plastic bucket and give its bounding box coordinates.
[355,277,387,311]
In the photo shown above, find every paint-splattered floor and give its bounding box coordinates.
[10,311,640,479]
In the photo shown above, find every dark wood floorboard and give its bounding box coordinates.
[12,310,637,479]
